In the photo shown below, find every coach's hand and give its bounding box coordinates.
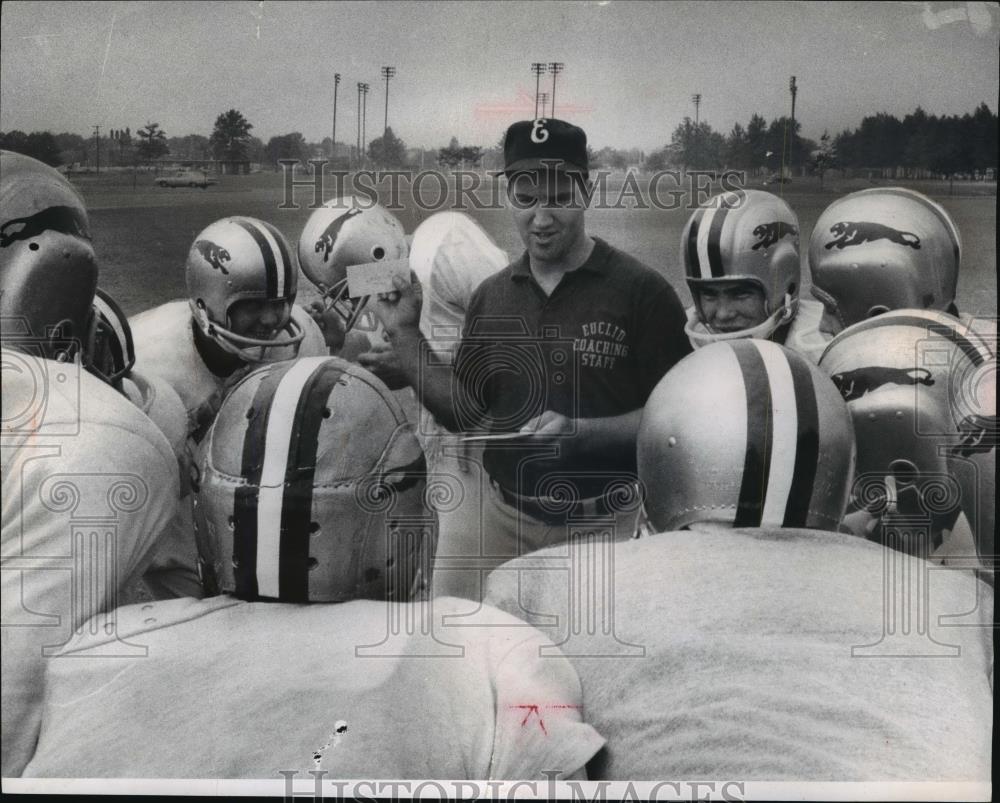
[357,341,410,390]
[373,271,423,340]
[519,410,574,438]
[307,300,347,353]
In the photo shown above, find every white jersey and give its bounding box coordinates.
[1,350,180,776]
[685,298,831,363]
[23,595,604,780]
[484,527,993,781]
[131,300,328,441]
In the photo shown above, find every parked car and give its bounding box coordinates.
[762,174,791,186]
[155,170,218,189]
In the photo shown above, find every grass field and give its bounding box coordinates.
[73,171,997,321]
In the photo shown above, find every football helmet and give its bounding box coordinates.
[638,339,855,533]
[194,356,431,603]
[682,189,801,345]
[185,216,305,362]
[0,150,97,363]
[297,198,408,332]
[819,309,993,554]
[89,287,135,387]
[808,187,961,331]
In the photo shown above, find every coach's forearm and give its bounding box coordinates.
[386,327,465,432]
[575,409,644,462]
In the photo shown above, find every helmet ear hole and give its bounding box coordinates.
[372,246,386,260]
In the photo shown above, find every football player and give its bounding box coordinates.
[819,308,995,581]
[297,198,409,362]
[1,150,179,776]
[22,356,604,780]
[129,216,338,598]
[484,340,992,780]
[681,189,829,362]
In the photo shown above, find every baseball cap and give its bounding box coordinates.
[493,118,589,177]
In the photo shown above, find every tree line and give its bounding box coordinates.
[4,103,994,180]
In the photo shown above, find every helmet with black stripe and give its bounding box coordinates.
[808,188,961,331]
[819,309,994,557]
[638,339,854,532]
[681,189,801,345]
[1,150,98,363]
[193,356,431,602]
[186,216,305,362]
[297,198,408,332]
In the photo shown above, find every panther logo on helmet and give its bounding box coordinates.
[315,207,363,262]
[751,221,798,250]
[830,366,934,402]
[0,204,91,248]
[825,221,921,251]
[193,239,232,274]
[194,356,431,603]
[809,188,960,331]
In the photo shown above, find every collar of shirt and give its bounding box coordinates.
[509,236,612,283]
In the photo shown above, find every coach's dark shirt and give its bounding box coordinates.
[456,237,691,499]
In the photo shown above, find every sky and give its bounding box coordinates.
[1,0,998,151]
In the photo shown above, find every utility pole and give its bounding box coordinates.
[691,94,701,127]
[360,83,370,164]
[549,62,564,117]
[531,62,546,118]
[93,125,101,174]
[381,66,395,136]
[332,73,340,162]
[789,75,798,169]
[538,92,549,118]
[356,82,363,166]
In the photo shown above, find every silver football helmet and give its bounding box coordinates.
[297,198,408,332]
[682,189,801,345]
[808,188,961,331]
[819,308,993,555]
[1,150,97,363]
[185,216,305,362]
[638,339,855,532]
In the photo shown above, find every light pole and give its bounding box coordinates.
[381,66,395,136]
[789,76,797,169]
[549,62,564,117]
[538,92,549,118]
[356,82,363,166]
[531,62,546,117]
[361,82,370,163]
[691,93,701,127]
[331,73,340,162]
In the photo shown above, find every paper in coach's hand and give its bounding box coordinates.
[346,259,411,297]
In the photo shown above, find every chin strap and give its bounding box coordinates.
[191,302,306,363]
[686,293,798,348]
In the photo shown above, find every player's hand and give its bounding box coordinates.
[372,271,422,340]
[519,410,574,438]
[357,341,410,390]
[306,300,346,353]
